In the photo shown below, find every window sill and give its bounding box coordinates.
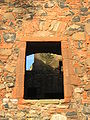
[18,98,70,105]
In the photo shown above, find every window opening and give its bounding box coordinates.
[24,42,64,99]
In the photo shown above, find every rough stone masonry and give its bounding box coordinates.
[0,0,90,120]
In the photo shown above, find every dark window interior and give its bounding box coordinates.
[24,42,64,99]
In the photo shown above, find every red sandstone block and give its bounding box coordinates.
[16,59,25,74]
[66,0,81,4]
[21,35,61,42]
[0,55,8,61]
[0,89,5,98]
[70,75,81,86]
[14,41,22,48]
[61,41,68,49]
[0,15,2,21]
[82,99,90,104]
[52,5,62,13]
[32,18,39,31]
[63,59,69,76]
[64,76,70,85]
[18,99,25,104]
[18,104,30,110]
[81,16,88,23]
[0,43,13,49]
[64,84,73,98]
[67,109,77,113]
[58,16,71,22]
[22,21,35,34]
[56,108,68,113]
[60,35,67,41]
[83,91,87,99]
[49,110,57,114]
[13,66,24,98]
[3,72,8,77]
[0,99,2,104]
[56,21,67,34]
[62,49,69,59]
[64,97,71,103]
[70,5,81,10]
[68,60,75,75]
[68,49,73,59]
[12,84,24,99]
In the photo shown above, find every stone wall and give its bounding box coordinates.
[0,0,90,119]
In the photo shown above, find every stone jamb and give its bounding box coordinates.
[13,37,72,102]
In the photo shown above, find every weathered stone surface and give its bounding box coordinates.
[49,20,61,31]
[67,24,84,32]
[24,13,34,20]
[44,1,55,8]
[83,106,90,114]
[3,98,9,104]
[16,20,22,25]
[64,11,74,16]
[43,116,50,120]
[87,91,90,97]
[0,49,11,56]
[0,35,1,43]
[0,25,7,30]
[15,111,25,118]
[33,31,53,37]
[5,93,12,98]
[86,58,90,66]
[7,83,14,88]
[0,84,5,90]
[84,83,90,91]
[10,99,18,104]
[4,103,9,108]
[74,87,83,93]
[85,23,90,35]
[5,76,15,82]
[80,9,88,16]
[53,22,61,32]
[58,105,69,109]
[13,47,19,54]
[66,111,77,117]
[3,13,15,20]
[0,68,2,72]
[41,11,47,16]
[16,14,23,19]
[72,16,80,22]
[72,32,85,40]
[3,33,16,43]
[13,7,24,14]
[5,113,13,118]
[39,20,45,30]
[5,65,15,73]
[87,19,90,23]
[0,111,5,117]
[58,2,68,9]
[77,40,83,49]
[51,114,67,120]
[37,9,47,16]
[80,7,88,12]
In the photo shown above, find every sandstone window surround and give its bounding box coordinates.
[12,37,72,102]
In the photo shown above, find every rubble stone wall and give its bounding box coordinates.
[0,0,90,119]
